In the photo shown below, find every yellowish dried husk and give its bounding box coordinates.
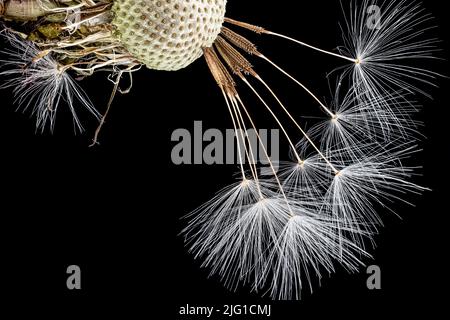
[3,0,55,21]
[112,0,227,71]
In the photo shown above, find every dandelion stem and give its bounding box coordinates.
[229,99,262,188]
[254,75,340,174]
[266,31,357,63]
[228,95,264,199]
[223,89,262,191]
[221,88,247,181]
[234,95,294,215]
[90,71,122,147]
[223,17,357,63]
[240,76,304,166]
[259,54,335,118]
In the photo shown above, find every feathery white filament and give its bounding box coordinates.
[0,31,99,131]
[267,213,367,300]
[339,0,440,139]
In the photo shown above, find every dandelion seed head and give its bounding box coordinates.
[0,0,439,300]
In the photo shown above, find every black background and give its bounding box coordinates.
[0,0,449,317]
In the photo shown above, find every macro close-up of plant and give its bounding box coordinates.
[0,0,442,300]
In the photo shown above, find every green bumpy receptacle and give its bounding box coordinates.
[112,0,227,71]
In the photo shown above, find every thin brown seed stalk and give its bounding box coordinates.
[224,17,357,63]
